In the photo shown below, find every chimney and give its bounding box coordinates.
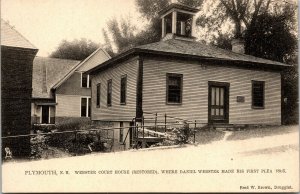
[231,39,245,54]
[42,63,47,93]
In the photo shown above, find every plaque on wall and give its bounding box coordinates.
[237,96,245,102]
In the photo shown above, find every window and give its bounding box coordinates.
[96,83,101,108]
[81,73,90,88]
[252,81,265,108]
[81,97,91,117]
[120,75,127,105]
[166,73,183,104]
[41,105,50,124]
[119,122,124,143]
[107,79,112,107]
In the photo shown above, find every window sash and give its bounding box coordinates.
[120,75,127,104]
[166,73,183,104]
[81,73,90,88]
[107,79,112,106]
[96,83,101,107]
[252,81,265,108]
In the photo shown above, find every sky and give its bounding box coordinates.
[1,0,143,56]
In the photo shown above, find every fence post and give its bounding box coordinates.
[155,113,157,133]
[164,114,167,133]
[98,130,101,143]
[142,116,145,138]
[194,120,196,144]
[74,131,77,152]
[136,123,139,139]
[133,118,136,140]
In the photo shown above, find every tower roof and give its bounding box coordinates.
[159,3,199,18]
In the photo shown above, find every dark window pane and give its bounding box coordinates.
[167,74,182,104]
[107,80,112,106]
[120,76,127,104]
[89,76,91,88]
[81,98,87,117]
[96,84,101,107]
[88,98,91,117]
[166,18,172,34]
[82,73,88,87]
[252,81,264,108]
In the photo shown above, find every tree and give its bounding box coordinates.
[245,4,297,63]
[103,0,204,55]
[50,39,99,60]
[102,16,138,54]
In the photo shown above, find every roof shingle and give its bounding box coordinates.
[32,57,80,99]
[136,39,288,67]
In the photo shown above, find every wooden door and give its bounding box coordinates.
[41,105,49,124]
[208,82,229,123]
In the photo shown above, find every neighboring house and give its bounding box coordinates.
[31,47,111,125]
[1,19,38,156]
[31,57,80,124]
[86,3,290,144]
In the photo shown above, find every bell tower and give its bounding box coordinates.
[159,2,199,41]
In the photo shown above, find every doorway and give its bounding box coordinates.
[208,82,230,124]
[41,105,49,124]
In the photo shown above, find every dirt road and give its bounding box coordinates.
[2,128,299,192]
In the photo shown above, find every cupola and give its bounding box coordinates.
[159,1,199,41]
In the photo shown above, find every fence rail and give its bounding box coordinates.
[2,112,208,159]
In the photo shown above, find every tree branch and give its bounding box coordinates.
[251,0,263,24]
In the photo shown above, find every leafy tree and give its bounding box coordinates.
[50,39,99,60]
[102,16,139,53]
[282,59,298,124]
[197,0,276,39]
[103,0,203,54]
[245,4,297,63]
[102,29,115,57]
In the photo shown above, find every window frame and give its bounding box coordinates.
[120,74,127,105]
[96,83,101,108]
[166,73,183,105]
[81,73,90,88]
[251,80,265,109]
[80,97,91,117]
[107,79,112,107]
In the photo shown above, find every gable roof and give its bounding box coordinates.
[52,46,111,89]
[32,57,80,99]
[1,19,37,50]
[87,39,290,75]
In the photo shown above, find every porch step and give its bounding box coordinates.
[212,124,246,131]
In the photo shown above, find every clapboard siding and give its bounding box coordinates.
[56,72,90,96]
[77,49,111,72]
[142,59,281,125]
[91,58,138,121]
[56,95,83,117]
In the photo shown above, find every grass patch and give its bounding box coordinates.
[227,125,298,141]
